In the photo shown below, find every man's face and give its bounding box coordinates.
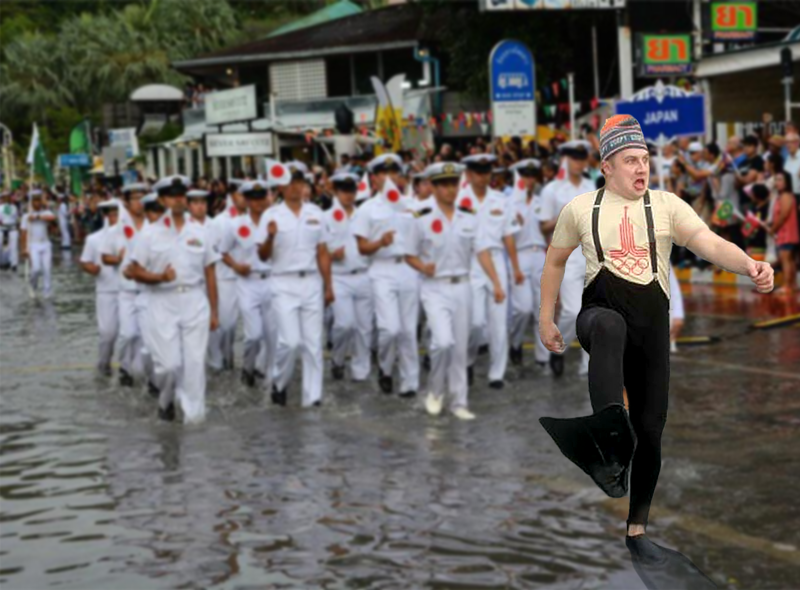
[520,172,537,191]
[32,198,43,210]
[415,179,433,199]
[663,144,676,158]
[786,137,799,154]
[566,156,588,177]
[246,195,268,215]
[231,191,247,211]
[433,179,459,206]
[164,194,187,215]
[335,189,356,208]
[467,169,491,191]
[606,149,649,197]
[126,191,145,216]
[106,209,119,226]
[744,143,757,157]
[726,137,742,154]
[690,150,702,163]
[283,178,305,201]
[188,198,207,221]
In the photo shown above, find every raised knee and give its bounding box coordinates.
[595,313,627,343]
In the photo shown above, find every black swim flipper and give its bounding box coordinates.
[539,403,637,498]
[626,535,718,589]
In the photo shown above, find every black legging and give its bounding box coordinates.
[576,305,670,527]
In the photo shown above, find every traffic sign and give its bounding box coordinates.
[58,153,91,167]
[489,39,536,137]
[615,81,705,141]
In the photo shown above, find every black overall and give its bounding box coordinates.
[575,188,671,527]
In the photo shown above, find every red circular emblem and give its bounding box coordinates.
[387,189,400,203]
[123,226,134,239]
[460,198,473,209]
[238,225,250,238]
[164,217,171,228]
[431,219,443,234]
[517,179,525,190]
[229,206,237,217]
[271,165,284,178]
[358,182,367,192]
[333,210,345,222]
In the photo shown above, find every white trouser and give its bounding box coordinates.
[136,291,156,386]
[331,272,373,380]
[96,291,119,372]
[208,278,238,370]
[272,274,324,407]
[421,278,471,410]
[28,241,52,296]
[118,290,144,377]
[370,268,420,392]
[148,288,210,423]
[509,247,549,363]
[59,217,71,248]
[554,260,590,370]
[468,249,510,381]
[237,276,276,385]
[1,228,19,267]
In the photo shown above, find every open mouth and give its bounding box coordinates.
[633,179,646,191]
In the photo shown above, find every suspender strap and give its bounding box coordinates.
[643,190,658,276]
[591,188,605,263]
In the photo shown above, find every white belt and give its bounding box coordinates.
[273,270,318,278]
[243,270,271,280]
[372,256,405,265]
[333,268,367,276]
[518,245,546,253]
[155,284,202,293]
[426,274,469,284]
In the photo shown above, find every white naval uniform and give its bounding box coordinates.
[510,187,549,363]
[207,208,241,371]
[540,177,596,370]
[352,193,421,393]
[58,201,71,249]
[259,202,327,407]
[460,185,519,382]
[219,210,276,385]
[80,226,120,372]
[324,199,373,380]
[407,202,484,410]
[21,209,55,297]
[132,214,218,423]
[102,218,149,379]
[1,202,19,268]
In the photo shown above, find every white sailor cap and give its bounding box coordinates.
[227,178,245,188]
[285,160,309,176]
[367,153,403,174]
[239,180,269,198]
[510,158,542,174]
[330,171,360,185]
[29,189,43,198]
[153,175,190,196]
[688,141,704,153]
[121,181,149,195]
[461,154,497,171]
[559,140,591,158]
[141,192,159,205]
[424,162,464,183]
[98,200,119,210]
[186,189,210,199]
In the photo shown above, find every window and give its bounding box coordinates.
[270,60,327,101]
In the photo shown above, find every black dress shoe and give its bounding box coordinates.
[254,370,266,380]
[312,400,322,407]
[509,346,523,366]
[331,364,345,381]
[241,370,256,387]
[422,354,431,371]
[148,381,160,399]
[119,369,134,387]
[478,344,490,356]
[399,390,416,399]
[467,365,474,386]
[271,385,287,406]
[488,380,504,390]
[158,403,176,422]
[549,353,565,377]
[378,369,393,394]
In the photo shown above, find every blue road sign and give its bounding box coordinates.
[615,94,705,140]
[58,153,91,167]
[490,40,535,103]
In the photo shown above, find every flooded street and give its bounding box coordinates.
[1,254,799,589]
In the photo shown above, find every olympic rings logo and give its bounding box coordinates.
[611,257,649,276]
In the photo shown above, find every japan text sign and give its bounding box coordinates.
[615,95,705,141]
[711,2,757,41]
[489,40,536,137]
[640,35,692,76]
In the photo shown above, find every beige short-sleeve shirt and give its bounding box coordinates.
[550,188,707,298]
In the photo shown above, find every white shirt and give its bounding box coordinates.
[540,177,596,268]
[218,210,271,277]
[209,209,240,281]
[21,209,55,243]
[58,202,69,222]
[258,202,327,275]
[131,213,219,291]
[783,149,800,194]
[80,227,119,293]
[459,185,519,252]
[102,218,148,292]
[513,189,547,249]
[1,203,18,228]
[323,199,369,275]
[406,201,484,278]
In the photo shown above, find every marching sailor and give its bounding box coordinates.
[20,189,56,298]
[0,191,19,271]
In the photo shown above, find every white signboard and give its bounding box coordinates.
[108,127,139,158]
[205,132,274,157]
[102,146,128,177]
[205,85,258,126]
[490,40,537,138]
[493,103,537,137]
[486,0,624,9]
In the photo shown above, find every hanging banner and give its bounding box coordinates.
[638,34,693,77]
[489,40,537,138]
[710,1,757,42]
[205,85,258,126]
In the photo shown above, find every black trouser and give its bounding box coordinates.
[576,304,670,527]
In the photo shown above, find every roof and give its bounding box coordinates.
[130,84,184,102]
[695,39,800,78]
[173,4,426,70]
[268,0,362,38]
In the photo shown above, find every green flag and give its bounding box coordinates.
[26,123,54,188]
[69,119,92,196]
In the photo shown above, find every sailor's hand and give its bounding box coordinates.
[332,246,346,261]
[670,318,685,341]
[514,268,525,285]
[540,320,566,353]
[422,262,436,277]
[493,282,506,304]
[747,259,774,293]
[267,220,278,238]
[122,264,135,280]
[380,230,395,247]
[162,264,176,283]
[324,285,335,307]
[209,312,219,331]
[236,263,251,277]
